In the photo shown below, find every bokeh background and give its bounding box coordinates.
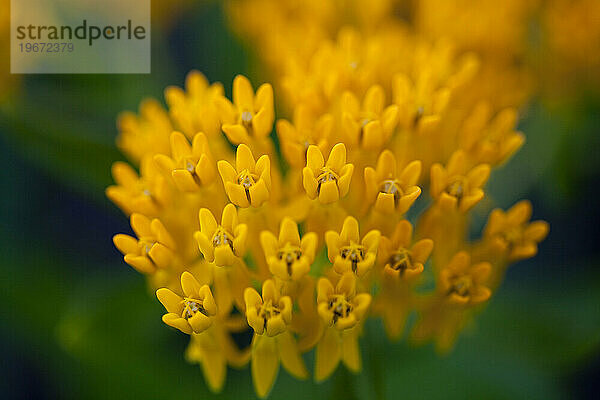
[1,2,599,399]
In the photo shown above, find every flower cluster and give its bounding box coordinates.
[108,1,550,397]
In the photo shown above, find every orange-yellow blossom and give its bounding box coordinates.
[195,204,248,267]
[156,271,217,334]
[113,213,176,274]
[430,150,490,212]
[218,144,271,207]
[325,216,381,277]
[303,143,353,204]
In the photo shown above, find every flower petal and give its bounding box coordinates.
[315,327,341,382]
[251,335,280,398]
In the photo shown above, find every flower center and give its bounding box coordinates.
[380,179,404,205]
[138,239,155,255]
[448,275,473,298]
[241,110,254,132]
[237,169,259,202]
[182,297,208,319]
[328,294,353,323]
[241,110,253,123]
[257,300,281,329]
[502,226,524,247]
[277,242,303,276]
[316,167,339,194]
[340,244,366,273]
[184,158,196,172]
[388,248,413,274]
[212,227,234,250]
[446,176,469,200]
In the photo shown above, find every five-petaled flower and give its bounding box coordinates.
[217,74,274,144]
[379,220,433,280]
[164,70,224,139]
[218,144,271,207]
[260,218,318,281]
[326,216,380,277]
[439,251,492,306]
[303,143,354,204]
[276,104,333,168]
[245,280,307,398]
[315,273,371,381]
[340,84,400,149]
[364,150,422,215]
[156,271,217,334]
[430,150,491,212]
[106,156,170,216]
[195,203,248,267]
[377,220,433,339]
[483,200,549,261]
[113,213,176,274]
[153,131,217,192]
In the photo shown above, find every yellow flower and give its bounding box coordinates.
[218,144,271,207]
[340,84,399,149]
[260,218,318,281]
[459,103,525,166]
[106,156,170,216]
[276,104,333,168]
[303,142,354,204]
[430,150,491,212]
[217,75,275,144]
[154,131,217,192]
[392,70,450,131]
[377,220,433,339]
[315,273,371,381]
[439,251,492,306]
[364,150,422,215]
[116,99,173,162]
[164,70,224,139]
[194,204,248,267]
[113,213,176,274]
[483,200,549,261]
[379,220,433,281]
[325,216,381,277]
[316,272,371,330]
[156,271,217,334]
[245,280,307,398]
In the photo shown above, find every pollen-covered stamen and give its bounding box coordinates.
[240,110,254,135]
[180,157,204,186]
[447,275,473,298]
[340,244,366,273]
[388,248,413,275]
[316,167,339,194]
[277,243,303,276]
[237,169,259,202]
[445,176,469,200]
[328,294,353,324]
[212,227,234,251]
[181,297,208,319]
[138,239,155,256]
[380,179,404,206]
[257,300,281,329]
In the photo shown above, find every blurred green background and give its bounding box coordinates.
[1,3,599,399]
